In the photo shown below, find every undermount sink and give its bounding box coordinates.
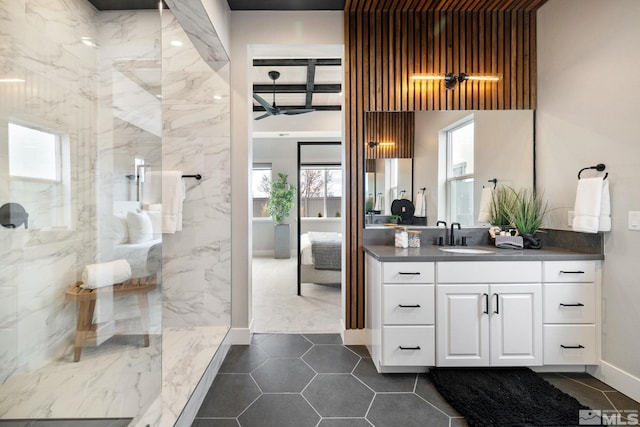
[439,247,495,254]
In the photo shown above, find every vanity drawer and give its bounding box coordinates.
[382,326,435,366]
[383,262,434,284]
[383,285,434,325]
[543,325,597,365]
[543,261,596,283]
[544,284,595,324]
[437,261,541,283]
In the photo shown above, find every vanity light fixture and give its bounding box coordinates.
[0,78,25,83]
[411,72,501,90]
[367,141,395,148]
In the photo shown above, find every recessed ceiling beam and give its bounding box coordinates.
[253,105,342,112]
[252,84,342,94]
[253,58,342,67]
[305,59,317,109]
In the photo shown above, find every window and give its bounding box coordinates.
[446,118,474,226]
[9,123,60,181]
[252,163,272,218]
[300,165,342,218]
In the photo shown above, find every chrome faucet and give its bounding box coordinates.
[436,221,447,246]
[450,222,461,246]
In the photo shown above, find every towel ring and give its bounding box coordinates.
[578,164,607,180]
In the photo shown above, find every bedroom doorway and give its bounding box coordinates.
[297,142,343,295]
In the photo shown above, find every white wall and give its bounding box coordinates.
[537,0,640,390]
[230,11,344,334]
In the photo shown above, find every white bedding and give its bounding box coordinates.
[300,233,314,265]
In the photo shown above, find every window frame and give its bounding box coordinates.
[251,163,273,219]
[299,163,342,219]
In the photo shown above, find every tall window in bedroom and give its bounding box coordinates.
[252,163,272,218]
[445,117,474,226]
[299,165,342,218]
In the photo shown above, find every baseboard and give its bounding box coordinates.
[174,332,232,427]
[531,365,588,373]
[229,322,253,345]
[588,360,640,403]
[252,250,274,257]
[341,321,368,345]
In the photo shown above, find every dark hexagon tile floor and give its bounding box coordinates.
[192,333,639,427]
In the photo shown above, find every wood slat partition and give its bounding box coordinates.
[343,4,544,329]
[365,112,415,159]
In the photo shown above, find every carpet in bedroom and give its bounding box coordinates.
[429,367,589,427]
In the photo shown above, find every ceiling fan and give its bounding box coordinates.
[253,70,315,120]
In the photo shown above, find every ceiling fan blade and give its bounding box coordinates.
[281,108,315,115]
[252,93,275,113]
[254,112,272,120]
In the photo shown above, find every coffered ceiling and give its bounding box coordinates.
[252,58,342,113]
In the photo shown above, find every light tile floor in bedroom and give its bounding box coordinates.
[192,333,640,427]
[252,256,341,334]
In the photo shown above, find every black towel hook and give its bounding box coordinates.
[487,178,497,189]
[578,163,607,180]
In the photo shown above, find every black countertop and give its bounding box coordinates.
[363,244,604,262]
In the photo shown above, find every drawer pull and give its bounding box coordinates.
[398,272,421,275]
[559,303,585,307]
[399,346,421,350]
[560,344,585,349]
[559,270,585,274]
[398,304,421,308]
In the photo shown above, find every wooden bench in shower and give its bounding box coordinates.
[65,274,157,362]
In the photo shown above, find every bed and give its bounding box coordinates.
[300,232,342,286]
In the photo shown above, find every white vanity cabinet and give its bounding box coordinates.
[542,261,599,365]
[366,254,435,372]
[436,262,543,367]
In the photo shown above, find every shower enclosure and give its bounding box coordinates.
[0,1,231,425]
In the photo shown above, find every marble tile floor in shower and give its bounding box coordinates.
[192,333,640,427]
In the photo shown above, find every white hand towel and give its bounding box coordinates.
[414,192,426,218]
[599,178,611,231]
[374,193,382,211]
[477,187,494,223]
[572,177,604,233]
[81,259,132,289]
[161,171,185,233]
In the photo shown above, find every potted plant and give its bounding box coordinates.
[488,186,518,238]
[387,214,402,224]
[267,172,296,259]
[509,188,549,249]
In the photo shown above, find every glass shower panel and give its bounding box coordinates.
[0,1,162,424]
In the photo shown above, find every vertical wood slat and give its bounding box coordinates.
[364,112,415,159]
[343,8,540,329]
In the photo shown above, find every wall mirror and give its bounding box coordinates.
[364,110,534,227]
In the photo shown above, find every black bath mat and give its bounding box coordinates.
[429,367,589,427]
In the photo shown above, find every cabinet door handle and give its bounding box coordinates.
[560,344,585,349]
[398,346,421,350]
[493,293,499,314]
[559,303,585,307]
[398,272,421,275]
[559,270,585,274]
[482,293,489,314]
[398,304,421,308]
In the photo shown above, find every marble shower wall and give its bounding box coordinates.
[161,11,231,329]
[0,0,98,382]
